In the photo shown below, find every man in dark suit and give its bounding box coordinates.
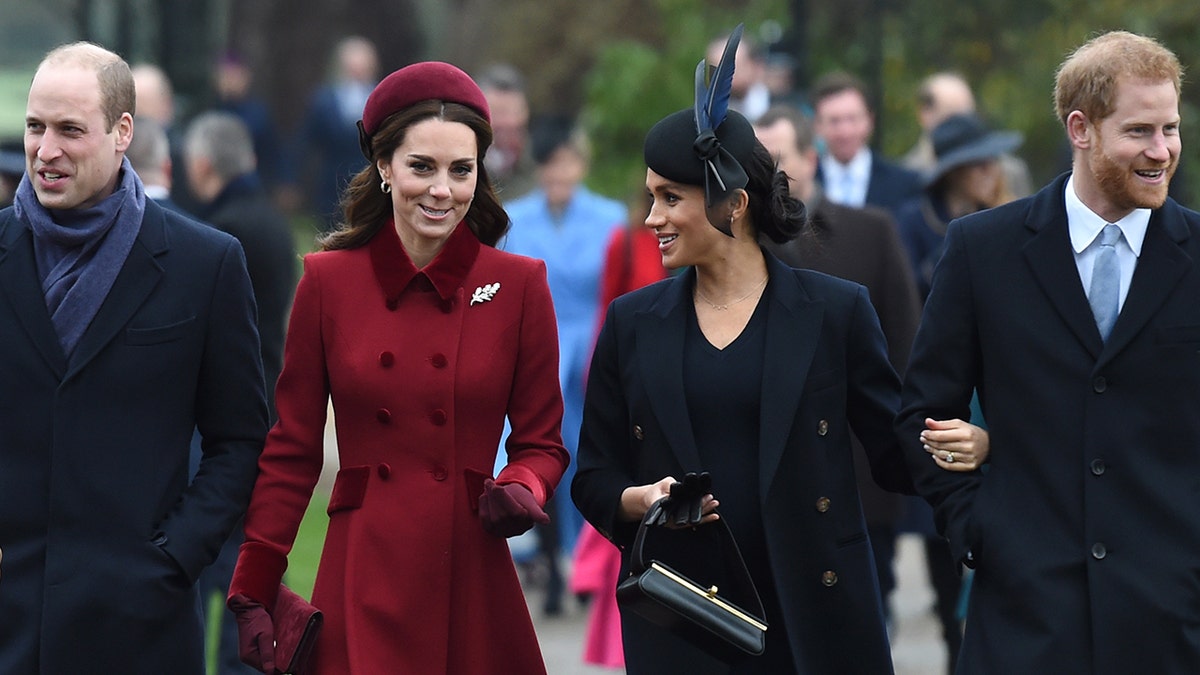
[0,43,267,673]
[184,111,297,419]
[899,31,1200,673]
[184,110,297,675]
[295,36,378,231]
[813,71,922,217]
[755,103,922,624]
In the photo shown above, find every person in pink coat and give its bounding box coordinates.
[227,62,569,674]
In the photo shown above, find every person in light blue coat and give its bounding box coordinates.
[501,116,626,612]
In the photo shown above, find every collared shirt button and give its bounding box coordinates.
[377,463,391,480]
[430,409,448,426]
[379,351,395,368]
[431,353,448,368]
[1093,376,1107,393]
[633,425,645,440]
[817,420,829,436]
[1090,459,1106,476]
[821,570,838,587]
[815,497,831,513]
[1092,543,1107,560]
[376,408,391,423]
[432,466,448,481]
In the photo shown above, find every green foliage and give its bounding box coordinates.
[583,0,788,203]
[580,0,1200,202]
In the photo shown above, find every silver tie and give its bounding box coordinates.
[1088,224,1122,341]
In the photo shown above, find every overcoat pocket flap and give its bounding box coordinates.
[327,466,370,514]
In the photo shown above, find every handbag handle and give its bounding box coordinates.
[628,497,767,624]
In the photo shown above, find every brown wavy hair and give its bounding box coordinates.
[319,100,510,251]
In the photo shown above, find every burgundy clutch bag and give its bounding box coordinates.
[271,584,322,675]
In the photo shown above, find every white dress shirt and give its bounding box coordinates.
[1065,175,1148,313]
[821,148,872,208]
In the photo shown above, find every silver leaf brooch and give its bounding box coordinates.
[470,282,500,306]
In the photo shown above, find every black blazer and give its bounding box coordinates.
[766,197,921,527]
[0,201,267,673]
[899,173,1200,674]
[573,252,912,674]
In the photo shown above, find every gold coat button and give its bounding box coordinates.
[821,570,838,587]
[633,425,644,440]
[815,497,831,513]
[817,420,829,436]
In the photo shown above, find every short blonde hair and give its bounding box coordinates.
[1053,31,1182,128]
[39,42,135,131]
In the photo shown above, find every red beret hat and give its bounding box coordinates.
[360,61,490,137]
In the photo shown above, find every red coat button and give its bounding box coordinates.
[439,298,455,314]
[379,351,395,367]
[431,353,448,368]
[377,463,391,480]
[376,408,391,423]
[430,409,448,426]
[432,466,448,481]
[385,298,399,311]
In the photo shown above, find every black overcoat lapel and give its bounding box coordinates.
[634,269,704,471]
[757,255,822,502]
[0,211,68,377]
[65,203,166,380]
[1022,179,1106,359]
[1099,202,1191,368]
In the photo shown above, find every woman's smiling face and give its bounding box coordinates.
[643,168,723,270]
[379,117,478,255]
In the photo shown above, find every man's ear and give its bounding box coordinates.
[1066,110,1092,150]
[114,112,134,152]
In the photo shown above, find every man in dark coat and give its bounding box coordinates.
[812,71,922,217]
[898,31,1200,674]
[0,43,267,673]
[294,36,378,231]
[184,111,297,418]
[183,111,298,674]
[755,104,922,623]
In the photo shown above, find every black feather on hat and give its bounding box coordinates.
[643,24,757,236]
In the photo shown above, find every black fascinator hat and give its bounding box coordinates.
[644,24,757,236]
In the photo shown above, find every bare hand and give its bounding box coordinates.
[619,476,719,526]
[922,418,989,471]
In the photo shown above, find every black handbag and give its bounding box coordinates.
[615,498,768,661]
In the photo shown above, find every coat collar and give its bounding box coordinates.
[0,201,170,380]
[634,252,823,498]
[1022,172,1193,364]
[368,219,480,306]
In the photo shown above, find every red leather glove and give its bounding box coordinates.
[478,478,550,538]
[229,594,276,673]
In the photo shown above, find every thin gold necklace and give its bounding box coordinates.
[694,275,768,311]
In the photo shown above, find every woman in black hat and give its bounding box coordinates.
[571,29,988,674]
[897,113,1024,300]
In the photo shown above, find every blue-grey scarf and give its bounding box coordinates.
[14,156,146,357]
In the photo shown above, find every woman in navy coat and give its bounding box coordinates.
[572,30,987,674]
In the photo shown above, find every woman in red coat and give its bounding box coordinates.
[227,62,569,674]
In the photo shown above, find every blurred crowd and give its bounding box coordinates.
[6,22,1178,675]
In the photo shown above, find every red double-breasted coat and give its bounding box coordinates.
[230,222,568,674]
